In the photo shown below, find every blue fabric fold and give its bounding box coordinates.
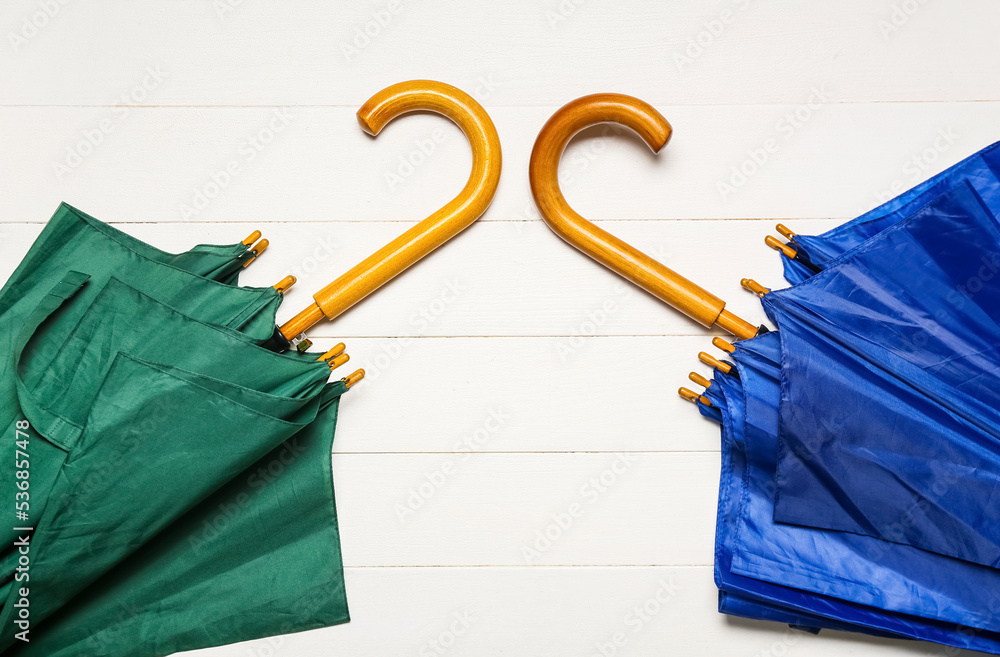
[766,181,1000,568]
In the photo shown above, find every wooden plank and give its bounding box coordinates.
[334,336,723,455]
[1,0,997,106]
[332,452,720,567]
[0,103,995,224]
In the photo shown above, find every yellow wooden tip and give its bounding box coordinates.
[764,235,797,259]
[776,223,796,240]
[343,369,365,388]
[679,387,712,407]
[242,230,262,246]
[317,342,347,362]
[273,275,297,293]
[689,372,712,389]
[699,351,732,375]
[242,238,270,268]
[741,278,770,297]
[252,238,269,256]
[327,353,350,370]
[712,337,736,354]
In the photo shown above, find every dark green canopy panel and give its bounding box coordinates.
[0,205,350,656]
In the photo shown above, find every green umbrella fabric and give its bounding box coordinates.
[0,205,352,655]
[16,381,349,657]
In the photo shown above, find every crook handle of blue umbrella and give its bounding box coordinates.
[528,93,759,341]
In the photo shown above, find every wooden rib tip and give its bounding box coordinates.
[242,238,270,268]
[689,372,712,389]
[679,387,712,407]
[242,230,262,246]
[712,337,736,354]
[741,278,769,297]
[343,369,365,388]
[273,275,297,293]
[699,351,732,375]
[317,342,347,362]
[764,235,797,259]
[327,353,350,370]
[776,223,796,239]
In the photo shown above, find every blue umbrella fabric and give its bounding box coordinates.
[764,181,1000,568]
[700,332,1000,654]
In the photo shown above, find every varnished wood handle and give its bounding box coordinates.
[528,94,756,340]
[280,80,502,338]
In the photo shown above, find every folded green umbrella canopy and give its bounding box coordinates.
[0,204,347,656]
[0,79,503,656]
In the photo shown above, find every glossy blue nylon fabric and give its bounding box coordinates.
[782,141,1000,284]
[765,181,1000,567]
[701,332,1000,654]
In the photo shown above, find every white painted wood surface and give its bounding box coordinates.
[2,1,996,655]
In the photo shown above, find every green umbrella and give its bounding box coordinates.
[0,79,502,656]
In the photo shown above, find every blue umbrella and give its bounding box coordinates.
[529,94,1000,654]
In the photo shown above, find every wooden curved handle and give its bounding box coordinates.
[528,94,756,339]
[280,80,502,338]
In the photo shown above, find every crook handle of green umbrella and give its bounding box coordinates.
[528,93,758,341]
[279,80,503,340]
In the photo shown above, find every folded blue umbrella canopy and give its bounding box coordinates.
[701,332,1000,654]
[763,180,1000,568]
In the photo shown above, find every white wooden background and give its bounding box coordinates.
[2,1,997,655]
